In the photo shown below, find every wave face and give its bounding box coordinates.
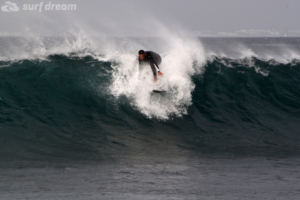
[1,37,300,164]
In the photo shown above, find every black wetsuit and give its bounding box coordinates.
[138,51,162,78]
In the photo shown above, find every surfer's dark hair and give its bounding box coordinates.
[138,50,145,55]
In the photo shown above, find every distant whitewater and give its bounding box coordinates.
[0,36,300,164]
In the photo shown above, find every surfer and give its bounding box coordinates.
[138,50,164,82]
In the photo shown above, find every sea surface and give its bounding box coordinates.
[1,36,300,199]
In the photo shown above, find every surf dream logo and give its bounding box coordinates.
[1,1,19,12]
[1,1,76,12]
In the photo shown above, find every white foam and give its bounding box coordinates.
[204,41,300,76]
[109,31,206,119]
[0,29,98,62]
[206,41,300,64]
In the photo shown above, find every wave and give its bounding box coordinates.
[1,37,300,162]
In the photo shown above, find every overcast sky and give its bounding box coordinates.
[1,0,300,37]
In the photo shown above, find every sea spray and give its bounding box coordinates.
[109,33,206,119]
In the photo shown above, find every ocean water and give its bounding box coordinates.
[1,36,300,199]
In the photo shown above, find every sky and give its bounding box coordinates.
[1,0,300,37]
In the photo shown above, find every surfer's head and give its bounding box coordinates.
[138,50,146,60]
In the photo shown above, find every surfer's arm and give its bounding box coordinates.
[150,58,163,77]
[147,55,163,82]
[150,56,164,76]
[153,62,164,76]
[150,63,163,83]
[151,58,160,71]
[149,61,158,78]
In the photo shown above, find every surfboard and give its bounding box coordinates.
[153,90,166,93]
